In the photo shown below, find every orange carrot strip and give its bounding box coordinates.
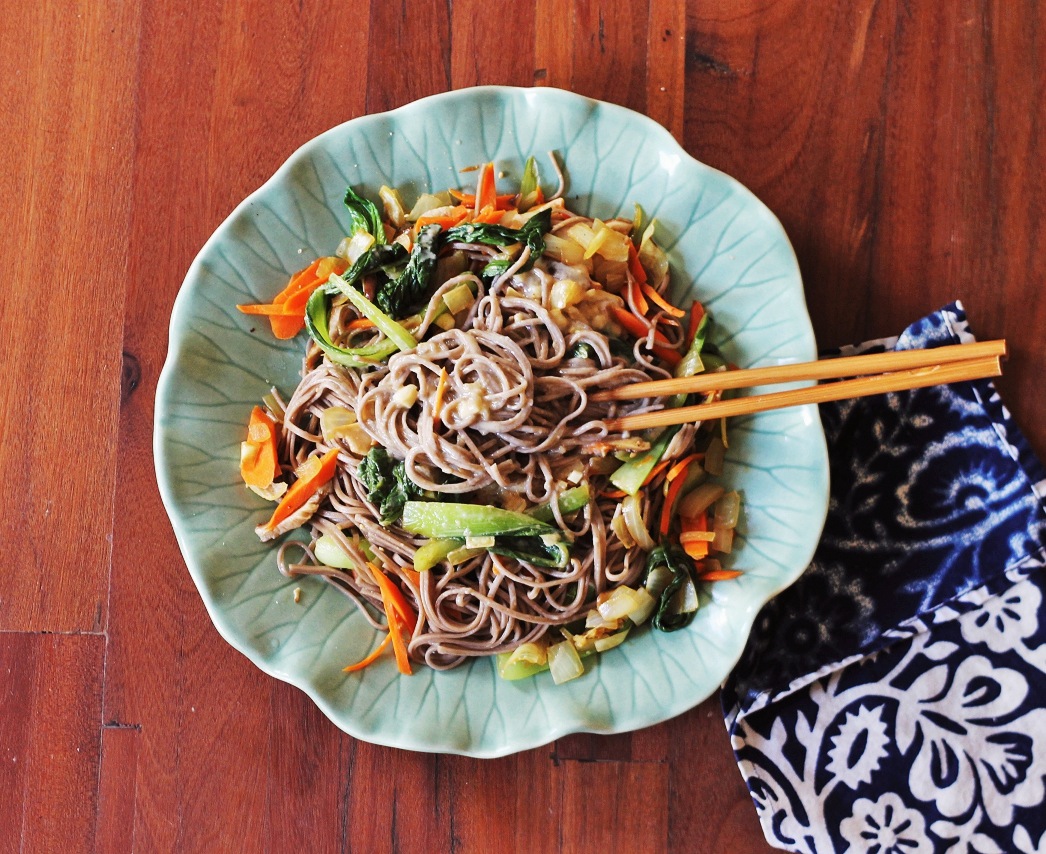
[235,302,302,317]
[240,406,280,488]
[261,447,340,532]
[628,278,649,315]
[474,162,497,215]
[347,318,376,331]
[699,569,743,582]
[602,489,628,499]
[609,305,661,341]
[659,471,689,536]
[369,566,413,675]
[471,205,504,224]
[641,282,687,318]
[627,242,648,285]
[432,367,448,422]
[666,453,703,483]
[687,300,705,345]
[450,189,517,207]
[415,207,468,230]
[681,514,710,560]
[642,459,672,487]
[342,632,393,673]
[401,566,423,591]
[369,565,418,632]
[651,344,683,367]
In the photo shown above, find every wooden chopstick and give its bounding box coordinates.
[590,339,1008,402]
[603,354,1003,432]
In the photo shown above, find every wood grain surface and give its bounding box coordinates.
[2,1,1043,851]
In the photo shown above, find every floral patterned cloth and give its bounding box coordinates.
[722,303,1046,854]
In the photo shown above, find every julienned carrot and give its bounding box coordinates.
[471,205,505,224]
[627,278,649,315]
[681,513,710,560]
[627,242,648,285]
[261,447,340,532]
[641,282,686,318]
[659,455,699,535]
[474,162,497,215]
[666,453,703,483]
[369,565,414,675]
[370,566,418,631]
[449,189,516,208]
[609,305,667,343]
[651,344,683,367]
[342,631,393,673]
[699,568,743,582]
[687,300,705,346]
[642,459,672,487]
[237,257,348,340]
[347,318,376,331]
[415,206,468,230]
[240,406,281,488]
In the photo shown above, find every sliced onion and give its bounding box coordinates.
[597,585,643,622]
[594,627,631,652]
[622,493,656,551]
[628,587,657,626]
[548,639,584,684]
[610,506,636,549]
[704,435,725,476]
[715,491,741,529]
[678,483,725,518]
[506,642,547,667]
[712,525,734,554]
[667,575,700,618]
[644,565,673,599]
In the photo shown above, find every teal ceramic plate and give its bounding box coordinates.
[155,87,829,757]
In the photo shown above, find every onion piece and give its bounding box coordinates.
[597,585,644,622]
[628,587,657,626]
[595,627,631,652]
[610,505,636,549]
[715,491,741,529]
[678,483,725,519]
[712,525,734,554]
[704,435,725,476]
[548,639,584,684]
[622,493,656,550]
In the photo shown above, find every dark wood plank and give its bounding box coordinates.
[684,0,1046,459]
[561,759,669,853]
[366,1,452,114]
[0,0,139,632]
[0,633,105,854]
[647,0,687,140]
[451,0,537,88]
[95,726,140,854]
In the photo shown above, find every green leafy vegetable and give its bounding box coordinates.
[344,187,386,244]
[358,448,423,525]
[568,342,597,360]
[518,156,541,211]
[327,274,418,353]
[490,535,570,569]
[400,501,557,539]
[672,313,710,407]
[645,544,698,632]
[375,224,441,317]
[528,484,591,524]
[304,288,400,367]
[609,427,680,495]
[445,209,552,270]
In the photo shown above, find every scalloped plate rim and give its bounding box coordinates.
[154,85,830,758]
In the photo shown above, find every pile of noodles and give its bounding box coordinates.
[270,198,702,671]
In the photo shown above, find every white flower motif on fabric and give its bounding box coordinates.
[898,656,1046,826]
[826,704,890,789]
[960,579,1040,653]
[839,793,932,854]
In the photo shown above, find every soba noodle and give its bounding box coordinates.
[241,160,731,676]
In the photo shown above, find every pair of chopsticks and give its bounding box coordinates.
[595,340,1007,432]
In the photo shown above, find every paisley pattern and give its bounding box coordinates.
[154,87,829,757]
[723,303,1046,853]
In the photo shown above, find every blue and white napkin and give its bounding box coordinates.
[722,303,1046,854]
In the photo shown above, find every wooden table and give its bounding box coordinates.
[5,1,1043,851]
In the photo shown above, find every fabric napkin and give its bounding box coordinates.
[722,302,1046,854]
